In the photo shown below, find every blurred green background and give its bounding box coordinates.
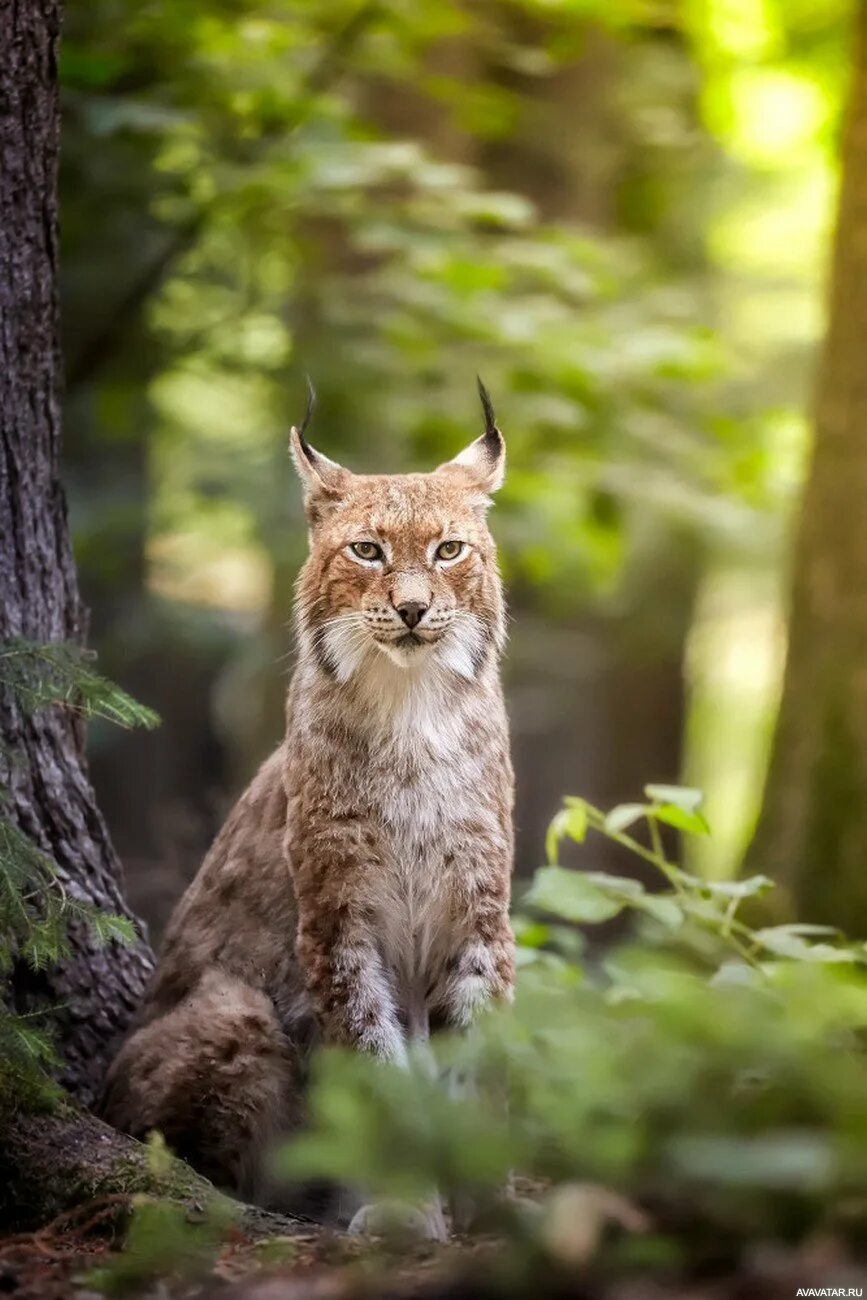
[58,0,850,937]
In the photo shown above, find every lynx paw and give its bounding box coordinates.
[347,1198,448,1243]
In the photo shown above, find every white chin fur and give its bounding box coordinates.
[377,640,434,670]
[321,620,484,683]
[321,622,370,684]
[437,630,480,681]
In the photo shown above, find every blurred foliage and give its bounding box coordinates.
[61,0,744,609]
[58,0,854,884]
[276,790,867,1272]
[58,0,851,586]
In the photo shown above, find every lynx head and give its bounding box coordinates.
[291,380,506,684]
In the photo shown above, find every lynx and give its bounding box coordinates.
[103,381,516,1234]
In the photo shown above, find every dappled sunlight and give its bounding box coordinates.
[685,565,788,878]
[148,531,272,612]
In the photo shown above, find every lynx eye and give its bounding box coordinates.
[435,540,464,562]
[350,541,383,562]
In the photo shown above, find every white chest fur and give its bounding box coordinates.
[373,730,470,996]
[355,662,483,1015]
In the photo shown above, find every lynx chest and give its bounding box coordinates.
[368,729,487,997]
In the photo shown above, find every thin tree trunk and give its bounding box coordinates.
[0,0,153,1107]
[747,2,867,929]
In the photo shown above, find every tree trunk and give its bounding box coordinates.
[0,0,153,1107]
[747,1,867,930]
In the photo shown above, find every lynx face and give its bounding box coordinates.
[291,388,506,684]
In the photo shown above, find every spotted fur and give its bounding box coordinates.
[103,391,515,1214]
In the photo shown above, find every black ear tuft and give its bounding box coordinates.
[435,380,506,494]
[294,375,317,461]
[476,375,503,469]
[477,375,497,438]
[288,380,350,509]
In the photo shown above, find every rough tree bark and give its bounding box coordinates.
[0,0,153,1106]
[747,1,867,930]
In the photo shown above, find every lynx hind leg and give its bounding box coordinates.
[102,971,298,1201]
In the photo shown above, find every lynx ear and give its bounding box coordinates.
[437,377,505,495]
[288,379,351,512]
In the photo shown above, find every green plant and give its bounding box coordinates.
[533,785,864,970]
[276,787,867,1267]
[0,639,158,1105]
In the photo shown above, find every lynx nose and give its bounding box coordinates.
[396,600,428,629]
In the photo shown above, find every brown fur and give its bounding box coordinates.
[103,396,515,1216]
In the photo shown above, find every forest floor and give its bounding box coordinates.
[0,1212,479,1300]
[2,1196,866,1300]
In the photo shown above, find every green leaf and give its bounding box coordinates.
[636,895,684,929]
[603,804,648,834]
[582,872,683,929]
[512,919,550,950]
[700,875,773,899]
[545,803,587,863]
[514,947,570,971]
[546,925,586,959]
[795,945,858,964]
[566,870,682,929]
[680,895,728,925]
[653,804,710,837]
[754,928,858,963]
[710,961,763,988]
[583,871,645,898]
[669,1133,834,1191]
[761,923,841,937]
[644,784,704,812]
[514,946,538,968]
[526,867,624,924]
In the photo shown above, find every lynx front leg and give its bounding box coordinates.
[442,935,515,1028]
[435,877,515,1031]
[347,1195,448,1243]
[294,876,445,1238]
[298,920,408,1060]
[296,908,406,1062]
[431,884,515,1236]
[289,815,407,1061]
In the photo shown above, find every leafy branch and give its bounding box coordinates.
[530,785,864,971]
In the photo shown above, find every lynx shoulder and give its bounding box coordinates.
[103,382,515,1207]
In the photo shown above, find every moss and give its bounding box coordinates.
[0,1102,302,1241]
